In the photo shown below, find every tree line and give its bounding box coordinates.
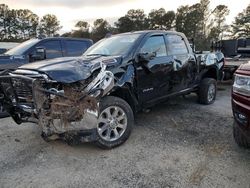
[0,4,61,41]
[0,1,249,50]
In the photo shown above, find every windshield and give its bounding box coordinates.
[5,39,40,56]
[84,34,140,56]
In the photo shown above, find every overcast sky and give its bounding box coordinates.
[2,0,250,34]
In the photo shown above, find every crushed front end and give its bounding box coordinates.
[0,63,114,143]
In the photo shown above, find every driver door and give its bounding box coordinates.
[136,35,174,104]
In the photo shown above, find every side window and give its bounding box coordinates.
[140,36,167,57]
[166,35,188,55]
[65,40,87,56]
[41,40,62,59]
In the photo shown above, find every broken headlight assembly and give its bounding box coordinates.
[233,74,250,96]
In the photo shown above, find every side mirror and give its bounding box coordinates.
[137,52,156,62]
[32,47,46,61]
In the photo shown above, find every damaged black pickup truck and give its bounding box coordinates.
[0,31,224,148]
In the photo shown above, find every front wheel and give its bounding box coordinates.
[198,78,217,105]
[96,96,134,149]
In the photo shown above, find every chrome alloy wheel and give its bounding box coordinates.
[97,106,127,142]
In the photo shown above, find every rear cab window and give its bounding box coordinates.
[140,35,167,57]
[165,35,188,55]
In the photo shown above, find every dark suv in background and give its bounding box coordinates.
[0,37,93,70]
[0,37,93,116]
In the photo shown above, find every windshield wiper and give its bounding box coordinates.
[86,54,109,57]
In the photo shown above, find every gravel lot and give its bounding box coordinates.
[0,83,249,188]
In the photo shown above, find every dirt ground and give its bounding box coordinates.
[0,83,249,188]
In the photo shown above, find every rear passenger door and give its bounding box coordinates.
[165,34,197,91]
[65,40,88,57]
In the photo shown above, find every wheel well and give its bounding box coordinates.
[108,88,137,113]
[202,68,218,80]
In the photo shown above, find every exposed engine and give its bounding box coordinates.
[0,63,114,141]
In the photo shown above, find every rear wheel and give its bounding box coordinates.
[198,78,217,105]
[96,96,134,149]
[233,121,250,148]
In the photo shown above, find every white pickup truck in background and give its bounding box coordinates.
[224,55,250,80]
[214,39,250,80]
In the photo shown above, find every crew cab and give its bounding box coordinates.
[0,37,93,116]
[0,31,224,148]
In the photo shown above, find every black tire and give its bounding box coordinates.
[233,121,250,148]
[198,78,217,105]
[95,96,134,149]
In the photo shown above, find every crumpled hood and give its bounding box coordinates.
[17,55,122,83]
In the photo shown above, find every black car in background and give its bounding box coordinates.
[0,37,93,116]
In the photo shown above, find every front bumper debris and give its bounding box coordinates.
[0,64,115,142]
